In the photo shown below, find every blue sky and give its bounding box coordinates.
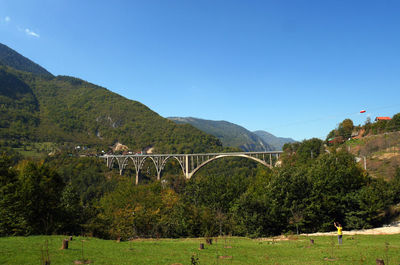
[1,0,400,141]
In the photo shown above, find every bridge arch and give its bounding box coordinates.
[120,155,187,183]
[187,154,272,179]
[108,156,125,174]
[163,156,186,176]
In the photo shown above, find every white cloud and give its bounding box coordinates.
[25,28,40,38]
[5,16,10,23]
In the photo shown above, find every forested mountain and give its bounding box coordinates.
[0,43,52,76]
[0,43,222,154]
[168,117,274,151]
[253,130,296,150]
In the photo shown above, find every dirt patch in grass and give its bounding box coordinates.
[258,235,300,242]
[219,255,232,259]
[73,260,92,264]
[323,257,338,261]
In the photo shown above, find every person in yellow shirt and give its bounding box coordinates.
[334,222,343,245]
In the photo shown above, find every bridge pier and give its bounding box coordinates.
[185,155,190,179]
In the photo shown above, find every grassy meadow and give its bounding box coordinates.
[0,234,400,264]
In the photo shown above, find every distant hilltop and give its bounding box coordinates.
[168,117,296,151]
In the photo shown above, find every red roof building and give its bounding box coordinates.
[375,117,392,121]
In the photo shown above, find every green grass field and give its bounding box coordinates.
[0,234,399,264]
[13,142,58,158]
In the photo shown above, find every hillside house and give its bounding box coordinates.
[375,117,391,121]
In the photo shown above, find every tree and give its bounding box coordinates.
[295,138,324,164]
[0,154,26,235]
[387,113,400,132]
[17,161,65,234]
[59,183,83,234]
[307,151,368,231]
[326,129,336,142]
[338,119,354,139]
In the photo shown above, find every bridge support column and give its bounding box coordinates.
[135,171,139,185]
[269,154,272,167]
[185,155,189,179]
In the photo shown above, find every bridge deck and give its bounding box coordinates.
[100,151,282,158]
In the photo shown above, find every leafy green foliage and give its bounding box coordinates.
[0,157,67,235]
[387,113,400,132]
[17,161,65,234]
[325,118,355,144]
[45,155,117,205]
[390,167,400,204]
[99,181,190,239]
[282,138,324,165]
[338,118,354,139]
[0,154,25,236]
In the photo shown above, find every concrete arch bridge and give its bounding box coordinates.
[100,151,283,184]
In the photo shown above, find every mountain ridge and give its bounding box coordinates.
[168,117,295,151]
[0,43,52,76]
[253,130,296,150]
[169,117,271,151]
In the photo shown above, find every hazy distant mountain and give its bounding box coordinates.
[168,117,273,151]
[0,43,53,76]
[253,130,296,150]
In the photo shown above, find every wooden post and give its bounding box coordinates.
[199,243,204,250]
[376,259,385,265]
[310,239,314,244]
[69,236,73,241]
[206,238,213,245]
[61,239,68,249]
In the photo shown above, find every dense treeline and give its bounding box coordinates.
[2,138,400,238]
